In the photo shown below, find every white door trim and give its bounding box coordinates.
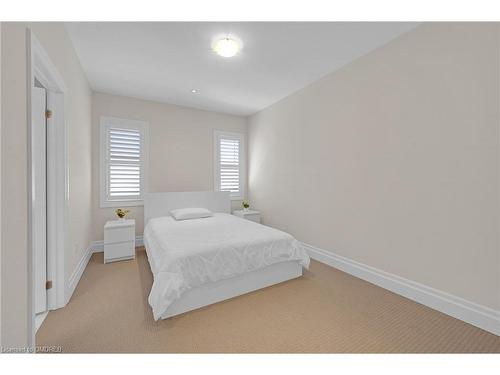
[32,86,47,315]
[26,29,69,347]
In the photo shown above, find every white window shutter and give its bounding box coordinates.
[100,117,149,207]
[106,127,142,200]
[220,137,240,195]
[214,131,245,200]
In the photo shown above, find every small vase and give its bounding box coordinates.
[118,217,126,221]
[243,207,249,212]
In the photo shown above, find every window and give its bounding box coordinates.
[100,117,149,207]
[214,130,245,200]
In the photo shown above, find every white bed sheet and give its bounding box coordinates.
[143,213,310,320]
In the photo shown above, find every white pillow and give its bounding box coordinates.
[170,207,213,221]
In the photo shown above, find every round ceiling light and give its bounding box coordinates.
[212,37,241,58]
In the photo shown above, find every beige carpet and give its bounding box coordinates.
[36,248,500,353]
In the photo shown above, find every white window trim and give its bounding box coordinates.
[100,116,149,208]
[213,130,246,201]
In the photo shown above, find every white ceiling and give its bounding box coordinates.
[66,22,418,116]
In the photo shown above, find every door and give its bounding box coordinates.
[32,86,47,314]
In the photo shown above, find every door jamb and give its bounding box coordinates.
[26,29,68,348]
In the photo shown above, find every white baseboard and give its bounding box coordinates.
[35,311,49,333]
[66,236,144,303]
[66,244,94,304]
[303,242,500,336]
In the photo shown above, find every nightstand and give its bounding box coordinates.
[104,219,136,263]
[233,209,261,223]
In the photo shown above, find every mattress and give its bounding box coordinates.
[143,213,310,320]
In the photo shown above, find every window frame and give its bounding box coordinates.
[100,116,149,208]
[213,130,246,201]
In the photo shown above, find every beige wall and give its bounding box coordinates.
[1,22,92,347]
[92,92,247,240]
[248,23,500,311]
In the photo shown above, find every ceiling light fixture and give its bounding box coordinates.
[191,89,198,93]
[212,37,241,58]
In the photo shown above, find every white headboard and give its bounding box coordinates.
[144,191,231,224]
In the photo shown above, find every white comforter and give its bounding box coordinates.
[143,213,310,320]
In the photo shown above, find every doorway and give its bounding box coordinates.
[27,29,69,347]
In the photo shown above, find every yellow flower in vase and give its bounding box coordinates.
[115,208,130,220]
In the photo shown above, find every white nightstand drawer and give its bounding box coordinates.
[243,213,260,223]
[104,219,136,264]
[104,241,135,263]
[104,226,135,244]
[233,210,261,224]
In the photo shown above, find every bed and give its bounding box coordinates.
[143,191,310,320]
